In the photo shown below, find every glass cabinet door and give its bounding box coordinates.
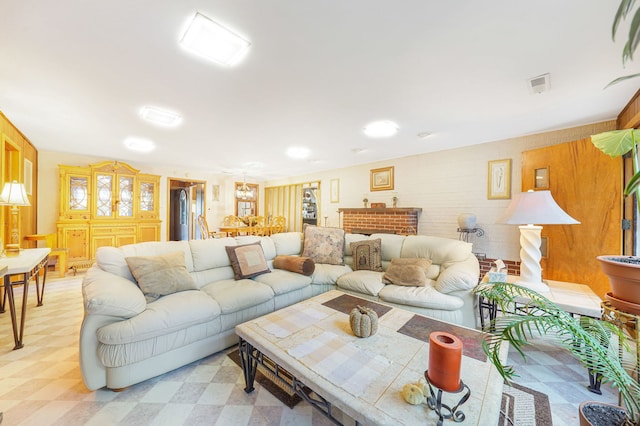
[95,173,114,217]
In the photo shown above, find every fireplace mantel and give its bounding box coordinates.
[338,208,422,213]
[339,207,422,234]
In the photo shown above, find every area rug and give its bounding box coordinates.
[499,382,553,425]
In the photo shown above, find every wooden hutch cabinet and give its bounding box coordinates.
[56,161,161,264]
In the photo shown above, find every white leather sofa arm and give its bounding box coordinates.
[435,255,480,294]
[83,266,146,317]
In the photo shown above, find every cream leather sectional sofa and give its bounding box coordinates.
[79,232,479,391]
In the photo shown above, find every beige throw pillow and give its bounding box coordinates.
[125,251,198,303]
[225,242,271,280]
[382,258,433,287]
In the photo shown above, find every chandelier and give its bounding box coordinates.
[236,174,250,200]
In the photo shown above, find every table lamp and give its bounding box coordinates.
[497,190,579,292]
[0,181,31,253]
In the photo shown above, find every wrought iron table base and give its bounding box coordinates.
[424,370,471,425]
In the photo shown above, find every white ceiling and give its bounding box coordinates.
[0,1,638,180]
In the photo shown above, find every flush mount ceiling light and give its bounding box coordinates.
[417,131,432,139]
[139,106,182,127]
[286,146,311,159]
[180,12,250,66]
[123,137,155,153]
[363,120,399,138]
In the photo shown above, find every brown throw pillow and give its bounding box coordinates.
[125,251,198,303]
[225,242,271,280]
[351,239,383,272]
[301,225,345,265]
[273,255,315,276]
[382,264,427,287]
[382,258,433,286]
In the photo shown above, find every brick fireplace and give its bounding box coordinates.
[339,208,422,235]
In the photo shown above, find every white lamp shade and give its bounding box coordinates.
[497,190,579,225]
[0,181,31,206]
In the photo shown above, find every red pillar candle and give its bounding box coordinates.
[428,331,463,392]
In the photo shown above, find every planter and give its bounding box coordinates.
[597,256,640,311]
[579,401,629,426]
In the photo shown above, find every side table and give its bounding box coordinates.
[479,274,602,329]
[0,248,50,349]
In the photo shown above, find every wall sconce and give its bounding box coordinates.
[0,181,31,253]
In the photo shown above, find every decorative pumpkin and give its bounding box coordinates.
[349,305,379,338]
[401,383,425,405]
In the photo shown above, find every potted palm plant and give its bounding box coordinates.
[475,282,639,426]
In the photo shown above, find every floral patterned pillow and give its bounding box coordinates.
[302,225,345,265]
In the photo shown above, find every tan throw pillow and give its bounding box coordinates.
[351,239,383,272]
[225,242,271,280]
[301,225,345,265]
[125,251,198,303]
[382,258,433,286]
[382,264,427,287]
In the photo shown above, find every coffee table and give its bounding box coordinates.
[235,290,507,425]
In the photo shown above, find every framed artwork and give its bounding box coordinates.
[24,159,33,195]
[330,178,340,203]
[370,166,394,191]
[212,184,220,201]
[535,167,549,189]
[487,159,511,199]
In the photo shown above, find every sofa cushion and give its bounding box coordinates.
[96,290,221,345]
[302,225,345,265]
[311,263,352,285]
[270,232,303,256]
[350,238,383,272]
[189,237,236,271]
[379,284,464,311]
[125,251,198,303]
[336,270,385,296]
[400,236,472,266]
[253,269,312,295]
[201,279,274,314]
[225,242,271,280]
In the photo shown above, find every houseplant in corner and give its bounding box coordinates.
[475,282,639,425]
[591,128,640,310]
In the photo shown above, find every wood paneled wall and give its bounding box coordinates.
[0,112,38,247]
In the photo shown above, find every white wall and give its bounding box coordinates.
[265,121,616,261]
[37,121,614,260]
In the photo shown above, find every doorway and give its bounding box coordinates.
[168,178,205,241]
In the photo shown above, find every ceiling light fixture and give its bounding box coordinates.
[417,132,432,139]
[180,12,250,66]
[236,173,251,200]
[139,106,182,127]
[123,137,155,153]
[363,120,399,138]
[286,147,311,159]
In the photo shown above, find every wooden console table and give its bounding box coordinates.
[0,248,50,349]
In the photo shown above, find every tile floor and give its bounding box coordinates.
[0,274,621,425]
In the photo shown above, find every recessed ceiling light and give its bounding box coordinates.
[180,12,250,66]
[286,147,311,159]
[139,106,182,127]
[363,120,399,138]
[124,137,155,153]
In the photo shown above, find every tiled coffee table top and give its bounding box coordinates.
[236,290,507,425]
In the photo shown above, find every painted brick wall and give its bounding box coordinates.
[341,209,419,234]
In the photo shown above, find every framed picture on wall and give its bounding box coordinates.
[330,178,340,203]
[487,159,511,199]
[370,166,394,191]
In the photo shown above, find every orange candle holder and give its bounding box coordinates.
[424,331,470,424]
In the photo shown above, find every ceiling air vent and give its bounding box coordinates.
[527,73,550,95]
